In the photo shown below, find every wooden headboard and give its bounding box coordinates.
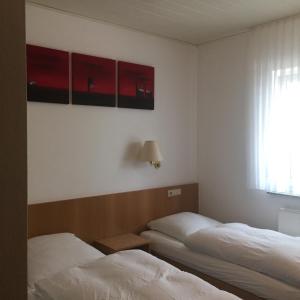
[28,183,198,242]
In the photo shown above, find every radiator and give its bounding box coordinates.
[278,208,300,236]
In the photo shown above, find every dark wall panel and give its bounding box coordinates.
[0,1,27,299]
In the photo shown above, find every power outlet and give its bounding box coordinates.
[168,188,182,197]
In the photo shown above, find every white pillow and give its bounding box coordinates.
[28,233,104,288]
[147,212,221,242]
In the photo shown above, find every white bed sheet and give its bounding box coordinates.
[141,230,300,300]
[31,250,239,300]
[185,223,300,288]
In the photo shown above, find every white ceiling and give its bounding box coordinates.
[28,0,300,44]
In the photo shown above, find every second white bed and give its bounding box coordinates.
[141,230,300,300]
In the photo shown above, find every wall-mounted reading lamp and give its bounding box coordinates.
[141,140,163,169]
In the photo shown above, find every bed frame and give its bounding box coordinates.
[28,182,263,300]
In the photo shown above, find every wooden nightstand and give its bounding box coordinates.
[94,233,150,254]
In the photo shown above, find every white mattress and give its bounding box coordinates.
[141,230,300,300]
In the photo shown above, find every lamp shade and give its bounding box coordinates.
[141,140,163,162]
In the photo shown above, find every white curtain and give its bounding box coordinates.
[251,15,300,196]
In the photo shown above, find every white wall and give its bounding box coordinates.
[26,4,198,204]
[198,33,300,230]
[28,5,298,230]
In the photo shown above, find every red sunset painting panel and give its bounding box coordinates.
[27,45,69,104]
[118,61,154,110]
[72,53,116,107]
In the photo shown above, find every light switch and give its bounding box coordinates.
[168,188,182,197]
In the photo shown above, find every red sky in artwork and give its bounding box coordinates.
[72,53,116,95]
[118,61,154,97]
[27,45,69,90]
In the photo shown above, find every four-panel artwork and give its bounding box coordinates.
[26,44,154,110]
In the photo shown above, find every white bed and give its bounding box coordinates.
[28,232,240,300]
[142,213,300,300]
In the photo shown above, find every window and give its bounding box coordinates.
[257,67,300,196]
[251,15,300,197]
